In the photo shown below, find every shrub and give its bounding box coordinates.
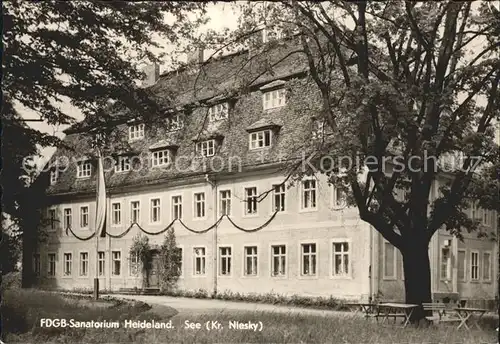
[158,228,181,292]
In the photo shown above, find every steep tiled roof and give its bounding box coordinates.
[46,37,319,196]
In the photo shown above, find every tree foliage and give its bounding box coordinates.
[159,228,182,292]
[130,234,152,288]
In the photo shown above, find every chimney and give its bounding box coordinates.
[186,48,204,65]
[141,63,160,88]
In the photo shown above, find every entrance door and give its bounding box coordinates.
[149,251,160,288]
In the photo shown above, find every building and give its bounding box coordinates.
[34,31,498,305]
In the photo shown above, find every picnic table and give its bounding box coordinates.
[454,307,488,330]
[378,303,419,328]
[345,303,379,318]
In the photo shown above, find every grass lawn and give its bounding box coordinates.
[2,288,498,344]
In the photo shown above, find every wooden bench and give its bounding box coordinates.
[422,303,461,324]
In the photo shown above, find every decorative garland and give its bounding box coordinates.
[65,211,280,241]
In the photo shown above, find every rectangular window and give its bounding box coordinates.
[457,250,466,281]
[129,123,145,141]
[249,130,272,150]
[150,198,161,223]
[63,253,72,276]
[271,245,286,277]
[483,252,491,281]
[193,247,206,275]
[440,246,451,280]
[166,114,183,131]
[63,208,72,230]
[219,247,232,276]
[48,208,57,230]
[98,251,105,276]
[194,192,206,218]
[80,206,89,228]
[470,251,479,280]
[333,242,350,276]
[196,140,216,157]
[301,243,317,276]
[50,170,58,185]
[333,187,346,208]
[115,156,131,173]
[130,201,140,223]
[77,161,92,178]
[272,184,285,212]
[208,103,229,122]
[129,253,140,277]
[302,179,317,209]
[245,187,258,215]
[79,252,88,276]
[482,209,490,226]
[262,88,286,110]
[112,251,121,276]
[172,196,182,220]
[111,203,121,225]
[33,254,40,276]
[48,253,56,277]
[244,246,258,276]
[383,242,396,279]
[151,150,170,167]
[219,190,231,216]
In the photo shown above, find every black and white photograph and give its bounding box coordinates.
[1,1,499,343]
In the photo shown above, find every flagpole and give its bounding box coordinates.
[93,145,106,300]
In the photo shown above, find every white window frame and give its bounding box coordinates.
[331,239,352,278]
[299,242,318,277]
[50,169,58,185]
[115,156,131,173]
[111,202,122,226]
[63,207,72,230]
[249,130,273,150]
[482,251,492,282]
[111,250,122,276]
[150,198,161,224]
[76,160,92,178]
[48,207,57,232]
[130,200,140,224]
[193,192,206,219]
[301,178,317,211]
[172,195,183,220]
[151,149,170,167]
[457,249,467,282]
[33,253,41,277]
[98,251,105,276]
[218,246,232,277]
[244,186,258,216]
[219,190,232,216]
[193,246,207,276]
[196,139,216,157]
[482,209,490,226]
[80,206,89,229]
[440,245,452,281]
[208,103,229,122]
[79,251,89,277]
[47,252,57,278]
[470,250,479,281]
[262,88,286,110]
[270,244,287,278]
[243,245,258,277]
[128,123,145,141]
[272,184,286,212]
[63,252,72,277]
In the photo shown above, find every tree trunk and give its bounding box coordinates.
[401,236,432,322]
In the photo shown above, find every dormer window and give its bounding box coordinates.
[151,149,170,167]
[249,130,272,150]
[76,160,92,178]
[115,156,131,173]
[50,169,58,185]
[129,123,145,141]
[262,88,286,110]
[208,103,229,122]
[166,114,184,132]
[196,139,216,157]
